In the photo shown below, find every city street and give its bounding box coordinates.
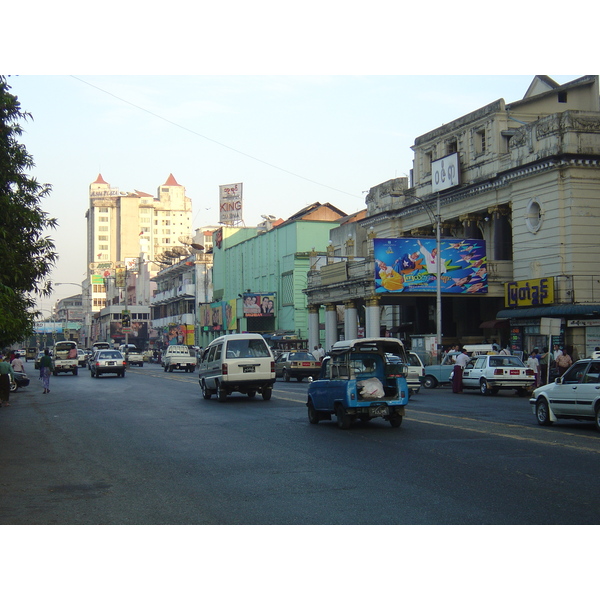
[1,362,599,525]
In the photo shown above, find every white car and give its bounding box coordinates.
[461,354,535,396]
[530,359,600,431]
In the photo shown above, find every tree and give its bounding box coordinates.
[0,76,57,348]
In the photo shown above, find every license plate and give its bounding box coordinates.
[243,366,255,373]
[107,361,115,366]
[369,405,389,417]
[301,362,310,366]
[510,370,520,375]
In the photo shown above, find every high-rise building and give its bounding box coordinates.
[84,174,193,343]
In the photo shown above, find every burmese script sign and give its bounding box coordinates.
[505,277,554,308]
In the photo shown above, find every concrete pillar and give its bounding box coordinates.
[325,304,338,351]
[365,296,380,338]
[308,305,320,351]
[344,300,358,341]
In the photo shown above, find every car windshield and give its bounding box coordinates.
[489,357,525,367]
[289,352,314,361]
[226,339,271,358]
[99,351,123,360]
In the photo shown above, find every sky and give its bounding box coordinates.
[9,73,585,314]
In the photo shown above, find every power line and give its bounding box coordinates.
[70,75,363,200]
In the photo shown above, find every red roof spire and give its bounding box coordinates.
[94,173,108,184]
[163,173,180,186]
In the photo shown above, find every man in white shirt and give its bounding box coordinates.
[11,353,26,374]
[452,348,470,393]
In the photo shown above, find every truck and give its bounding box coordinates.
[52,340,79,376]
[307,337,410,429]
[163,345,196,373]
[119,344,144,367]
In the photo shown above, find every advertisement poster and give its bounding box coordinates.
[374,238,487,294]
[166,324,194,346]
[242,293,275,317]
[224,299,237,330]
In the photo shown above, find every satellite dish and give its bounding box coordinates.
[190,243,204,251]
[171,246,189,256]
[179,235,193,245]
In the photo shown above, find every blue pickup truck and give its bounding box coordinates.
[306,338,410,429]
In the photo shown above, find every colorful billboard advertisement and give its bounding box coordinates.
[165,324,194,345]
[374,238,487,294]
[242,293,275,317]
[224,299,237,330]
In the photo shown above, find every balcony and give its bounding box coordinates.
[151,283,196,305]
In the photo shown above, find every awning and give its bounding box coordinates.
[479,319,509,329]
[496,304,600,319]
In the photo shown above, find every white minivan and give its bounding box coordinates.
[198,334,276,401]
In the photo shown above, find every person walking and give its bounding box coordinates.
[11,352,26,374]
[539,347,550,386]
[452,348,470,393]
[39,349,52,394]
[526,350,540,388]
[0,356,15,407]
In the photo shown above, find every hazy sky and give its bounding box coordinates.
[9,74,583,312]
[3,3,592,315]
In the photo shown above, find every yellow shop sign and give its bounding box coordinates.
[505,277,554,308]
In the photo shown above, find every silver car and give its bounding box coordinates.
[90,350,126,378]
[530,359,600,431]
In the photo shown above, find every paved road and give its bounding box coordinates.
[1,363,599,524]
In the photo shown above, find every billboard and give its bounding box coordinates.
[242,293,275,317]
[219,183,243,224]
[505,277,554,307]
[374,238,487,294]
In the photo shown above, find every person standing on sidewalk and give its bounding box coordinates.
[39,349,52,394]
[11,352,26,374]
[0,356,15,407]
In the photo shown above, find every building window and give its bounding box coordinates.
[98,207,108,213]
[282,272,294,305]
[99,226,108,231]
[99,216,109,222]
[98,235,108,241]
[558,91,567,103]
[446,140,458,155]
[475,129,486,154]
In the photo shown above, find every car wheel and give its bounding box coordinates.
[262,387,272,401]
[217,382,227,402]
[423,375,437,389]
[536,398,552,426]
[389,414,403,428]
[9,380,17,393]
[595,404,600,433]
[284,369,290,382]
[307,400,320,424]
[200,380,212,400]
[335,404,351,430]
[480,379,490,395]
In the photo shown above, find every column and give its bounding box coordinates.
[344,300,358,341]
[308,305,320,351]
[325,303,338,351]
[365,296,380,338]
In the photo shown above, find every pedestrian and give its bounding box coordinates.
[317,344,326,360]
[0,356,15,407]
[539,347,550,386]
[555,349,573,376]
[452,347,470,393]
[526,350,540,387]
[11,352,26,374]
[39,349,53,394]
[312,345,320,361]
[499,345,511,356]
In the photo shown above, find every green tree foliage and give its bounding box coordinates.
[0,76,57,347]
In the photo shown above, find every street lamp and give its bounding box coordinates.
[404,193,443,361]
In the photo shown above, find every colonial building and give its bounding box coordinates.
[305,75,600,361]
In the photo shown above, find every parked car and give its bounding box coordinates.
[460,354,535,395]
[9,371,30,392]
[275,351,321,382]
[423,345,495,389]
[307,337,410,429]
[90,350,127,378]
[530,359,600,430]
[198,333,275,401]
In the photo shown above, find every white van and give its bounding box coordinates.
[198,333,276,401]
